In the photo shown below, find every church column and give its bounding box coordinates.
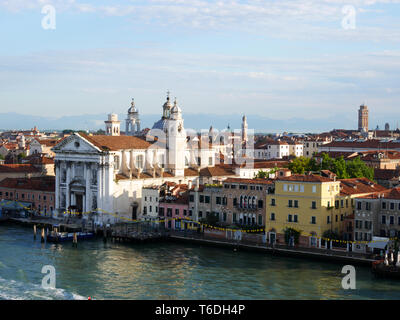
[55,160,60,212]
[66,161,72,211]
[85,162,91,214]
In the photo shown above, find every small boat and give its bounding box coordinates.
[47,231,95,243]
[372,260,400,279]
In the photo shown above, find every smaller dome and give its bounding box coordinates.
[171,98,181,114]
[128,98,138,113]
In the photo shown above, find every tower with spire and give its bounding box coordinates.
[242,114,248,145]
[125,98,141,136]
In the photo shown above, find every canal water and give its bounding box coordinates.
[0,224,399,300]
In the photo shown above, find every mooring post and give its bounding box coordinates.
[33,224,37,240]
[41,228,45,243]
[73,232,78,247]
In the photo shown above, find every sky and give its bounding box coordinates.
[1,0,400,131]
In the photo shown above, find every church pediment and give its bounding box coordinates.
[52,134,102,154]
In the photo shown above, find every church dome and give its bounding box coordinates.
[128,98,138,114]
[152,118,169,131]
[171,98,181,114]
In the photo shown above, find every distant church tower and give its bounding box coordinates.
[105,113,120,136]
[125,98,141,136]
[242,115,248,144]
[358,104,369,132]
[167,98,186,177]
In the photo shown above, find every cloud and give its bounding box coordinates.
[1,0,399,41]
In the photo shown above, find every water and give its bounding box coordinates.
[0,224,399,300]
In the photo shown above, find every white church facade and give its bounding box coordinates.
[52,94,239,225]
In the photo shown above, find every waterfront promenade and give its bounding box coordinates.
[1,216,377,267]
[167,230,376,267]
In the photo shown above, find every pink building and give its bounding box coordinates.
[158,185,194,230]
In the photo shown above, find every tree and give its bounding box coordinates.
[0,154,4,160]
[288,156,318,174]
[333,156,349,179]
[346,157,374,180]
[254,170,269,179]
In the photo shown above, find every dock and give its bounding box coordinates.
[168,232,376,267]
[110,223,167,243]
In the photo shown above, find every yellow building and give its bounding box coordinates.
[265,173,386,248]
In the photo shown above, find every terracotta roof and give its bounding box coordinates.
[374,168,400,180]
[199,165,236,177]
[339,178,387,196]
[224,178,274,185]
[277,174,333,182]
[240,160,289,169]
[35,139,60,147]
[0,176,55,192]
[0,164,40,173]
[360,150,400,161]
[314,151,357,159]
[80,134,152,151]
[322,140,400,149]
[357,187,400,200]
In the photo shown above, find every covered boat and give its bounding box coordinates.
[47,231,95,243]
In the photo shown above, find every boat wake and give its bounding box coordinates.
[0,276,86,300]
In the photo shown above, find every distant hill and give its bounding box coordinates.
[0,112,356,133]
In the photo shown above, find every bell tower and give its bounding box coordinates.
[167,98,186,177]
[105,113,120,136]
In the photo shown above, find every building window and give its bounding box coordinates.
[381,215,386,224]
[382,202,387,210]
[390,216,394,225]
[200,195,204,203]
[136,155,144,169]
[216,197,221,205]
[233,213,237,222]
[258,200,263,209]
[311,216,316,224]
[270,213,275,221]
[390,203,395,210]
[205,196,210,204]
[293,215,298,223]
[258,215,262,225]
[288,200,293,208]
[189,195,194,202]
[294,200,298,208]
[271,199,275,206]
[312,201,317,209]
[327,216,331,224]
[199,211,203,218]
[114,156,120,170]
[175,209,179,216]
[312,185,316,193]
[288,214,292,222]
[357,202,362,210]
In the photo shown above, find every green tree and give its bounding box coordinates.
[346,157,374,180]
[288,156,318,174]
[333,156,349,179]
[255,170,269,179]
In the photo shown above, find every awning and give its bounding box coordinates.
[367,237,390,250]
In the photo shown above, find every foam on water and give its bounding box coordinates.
[0,276,86,300]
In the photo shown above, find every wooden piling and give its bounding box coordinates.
[41,228,45,243]
[72,232,78,247]
[33,225,37,240]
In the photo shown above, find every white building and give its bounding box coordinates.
[52,94,236,225]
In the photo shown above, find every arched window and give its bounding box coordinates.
[244,196,247,209]
[240,196,243,208]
